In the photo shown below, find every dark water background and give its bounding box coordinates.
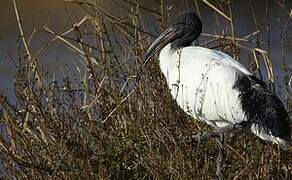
[0,0,291,101]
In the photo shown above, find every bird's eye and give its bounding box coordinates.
[186,19,192,26]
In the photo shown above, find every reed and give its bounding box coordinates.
[0,0,291,179]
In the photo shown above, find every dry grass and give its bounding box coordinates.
[0,0,292,179]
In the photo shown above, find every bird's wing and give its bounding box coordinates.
[212,50,252,76]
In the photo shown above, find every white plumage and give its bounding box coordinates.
[142,11,291,149]
[160,44,247,127]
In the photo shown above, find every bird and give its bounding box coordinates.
[142,11,292,149]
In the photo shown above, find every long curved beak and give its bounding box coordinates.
[142,25,183,68]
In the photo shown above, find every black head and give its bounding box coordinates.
[142,11,202,68]
[170,12,202,49]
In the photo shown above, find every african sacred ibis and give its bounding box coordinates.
[142,11,292,149]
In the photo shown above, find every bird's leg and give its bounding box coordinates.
[191,123,242,142]
[216,134,224,180]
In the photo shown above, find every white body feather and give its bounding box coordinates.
[158,44,292,146]
[159,44,250,126]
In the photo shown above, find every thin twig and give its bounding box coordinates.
[13,0,32,60]
[122,0,162,16]
[202,0,231,21]
[102,88,135,123]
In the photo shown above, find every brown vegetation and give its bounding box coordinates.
[0,0,291,179]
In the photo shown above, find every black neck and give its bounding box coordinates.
[170,12,202,50]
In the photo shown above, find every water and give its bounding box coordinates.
[0,0,291,101]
